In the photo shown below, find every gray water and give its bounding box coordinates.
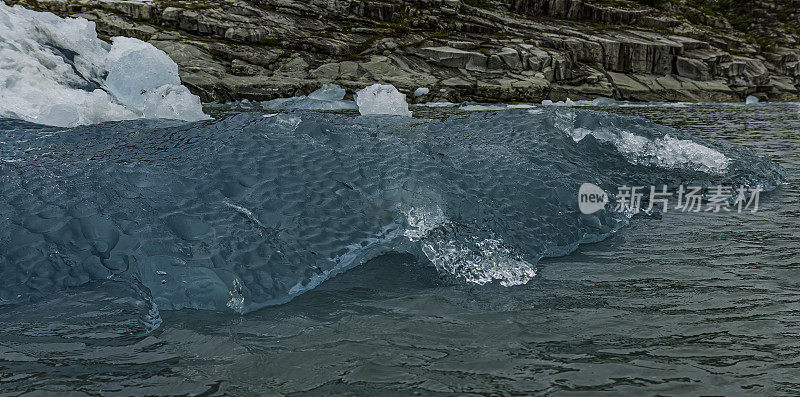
[0,103,798,396]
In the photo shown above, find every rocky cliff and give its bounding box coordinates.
[6,0,800,103]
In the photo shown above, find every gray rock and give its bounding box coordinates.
[416,46,488,72]
[12,0,798,102]
[497,47,522,70]
[230,59,265,76]
[675,57,710,81]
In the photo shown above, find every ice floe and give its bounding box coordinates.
[414,87,430,97]
[355,84,413,116]
[0,3,208,127]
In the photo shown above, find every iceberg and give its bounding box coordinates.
[746,95,760,104]
[0,108,785,312]
[541,98,575,106]
[104,36,179,108]
[355,84,412,116]
[414,87,430,97]
[307,83,347,101]
[142,84,209,120]
[255,84,357,111]
[0,3,208,127]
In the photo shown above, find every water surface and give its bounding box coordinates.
[0,103,797,395]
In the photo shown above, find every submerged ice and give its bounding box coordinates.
[0,108,786,313]
[0,4,208,127]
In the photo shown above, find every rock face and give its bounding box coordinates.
[5,0,799,103]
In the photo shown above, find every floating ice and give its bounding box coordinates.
[419,102,457,107]
[421,237,538,287]
[405,207,538,286]
[0,3,208,127]
[541,99,572,106]
[746,95,760,104]
[105,36,180,108]
[0,108,785,312]
[457,103,536,111]
[542,97,692,108]
[308,83,347,101]
[414,87,430,97]
[460,104,507,111]
[142,84,208,121]
[551,108,731,173]
[355,84,412,116]
[256,84,357,111]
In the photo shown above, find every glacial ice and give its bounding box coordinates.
[256,84,358,111]
[414,87,430,97]
[458,103,544,111]
[104,36,180,108]
[550,108,731,173]
[141,84,209,120]
[355,84,413,116]
[0,108,786,313]
[460,104,508,111]
[420,102,457,107]
[0,3,208,127]
[421,237,538,287]
[227,83,416,115]
[308,83,347,101]
[746,95,760,104]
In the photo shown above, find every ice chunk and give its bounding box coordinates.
[542,98,577,107]
[420,102,456,108]
[460,104,506,111]
[355,84,412,116]
[554,109,730,173]
[414,87,429,97]
[103,37,206,121]
[307,84,346,101]
[0,4,136,126]
[142,85,207,121]
[421,237,537,287]
[0,3,208,127]
[746,95,759,104]
[247,84,357,111]
[104,36,181,108]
